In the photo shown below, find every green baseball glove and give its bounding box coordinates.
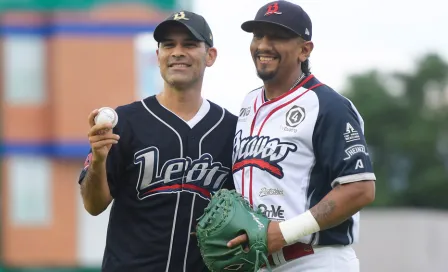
[196,189,272,272]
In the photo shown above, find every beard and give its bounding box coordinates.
[253,49,280,81]
[256,67,277,81]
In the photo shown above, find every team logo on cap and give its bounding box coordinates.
[265,2,282,16]
[173,11,189,20]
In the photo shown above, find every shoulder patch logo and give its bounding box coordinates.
[343,122,360,142]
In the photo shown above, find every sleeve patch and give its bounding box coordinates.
[84,153,92,169]
[343,144,369,160]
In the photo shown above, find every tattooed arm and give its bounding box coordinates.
[261,180,376,252]
[310,181,376,230]
[229,175,375,252]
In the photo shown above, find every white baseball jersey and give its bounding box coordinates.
[232,74,376,246]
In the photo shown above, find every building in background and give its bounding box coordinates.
[0,0,184,270]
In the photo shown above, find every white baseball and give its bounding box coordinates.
[94,107,118,128]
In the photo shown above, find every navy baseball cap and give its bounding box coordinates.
[241,1,312,41]
[153,11,213,47]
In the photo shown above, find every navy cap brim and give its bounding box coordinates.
[154,20,205,43]
[241,20,300,37]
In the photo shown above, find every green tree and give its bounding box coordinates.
[343,53,448,209]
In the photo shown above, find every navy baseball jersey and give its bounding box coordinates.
[79,96,237,272]
[232,74,376,246]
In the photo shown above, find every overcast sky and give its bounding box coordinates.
[137,0,448,115]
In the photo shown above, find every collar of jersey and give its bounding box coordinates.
[262,74,314,104]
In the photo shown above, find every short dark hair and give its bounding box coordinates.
[301,59,310,74]
[295,36,311,74]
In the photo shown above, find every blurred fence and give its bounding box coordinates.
[354,209,448,272]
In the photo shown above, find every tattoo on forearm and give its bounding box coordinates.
[310,199,336,223]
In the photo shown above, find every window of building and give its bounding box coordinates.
[3,35,46,105]
[8,156,52,226]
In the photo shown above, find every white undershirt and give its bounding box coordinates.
[160,99,210,128]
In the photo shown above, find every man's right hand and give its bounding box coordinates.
[87,109,120,164]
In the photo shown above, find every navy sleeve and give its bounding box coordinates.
[78,109,125,198]
[221,111,237,191]
[313,98,376,188]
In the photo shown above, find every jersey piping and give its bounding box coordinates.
[242,75,323,206]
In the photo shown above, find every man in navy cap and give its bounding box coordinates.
[79,10,237,272]
[229,1,376,271]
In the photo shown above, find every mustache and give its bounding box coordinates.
[167,57,191,66]
[254,50,279,58]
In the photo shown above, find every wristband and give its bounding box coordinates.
[279,210,320,245]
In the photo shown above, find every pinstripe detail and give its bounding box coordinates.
[183,194,196,271]
[199,107,225,155]
[140,100,183,157]
[165,192,180,272]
